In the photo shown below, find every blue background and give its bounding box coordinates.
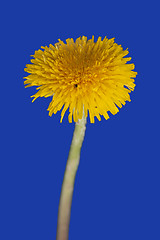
[1,0,160,239]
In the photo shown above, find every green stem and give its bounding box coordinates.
[56,114,87,240]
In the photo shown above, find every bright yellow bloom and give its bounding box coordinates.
[24,36,137,123]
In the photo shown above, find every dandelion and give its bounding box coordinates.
[24,36,137,123]
[24,36,137,240]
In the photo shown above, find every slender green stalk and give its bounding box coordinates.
[56,114,87,240]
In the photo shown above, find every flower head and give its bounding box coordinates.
[24,36,137,123]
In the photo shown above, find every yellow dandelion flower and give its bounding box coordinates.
[24,36,137,123]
